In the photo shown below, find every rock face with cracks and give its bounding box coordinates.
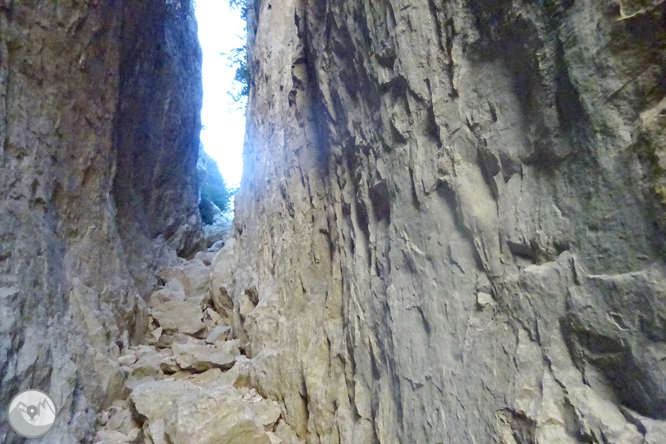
[0,1,202,442]
[229,0,666,443]
[2,0,666,443]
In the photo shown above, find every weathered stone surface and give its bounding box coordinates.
[228,0,666,442]
[150,299,205,335]
[104,408,136,437]
[250,398,282,431]
[126,348,182,380]
[118,354,138,367]
[274,420,304,444]
[5,0,666,443]
[159,258,211,301]
[206,324,232,344]
[130,379,200,423]
[172,341,237,372]
[164,384,272,444]
[267,432,284,444]
[0,1,202,442]
[210,238,238,322]
[147,418,168,444]
[93,429,135,444]
[188,368,225,387]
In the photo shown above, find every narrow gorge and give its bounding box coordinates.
[1,0,665,443]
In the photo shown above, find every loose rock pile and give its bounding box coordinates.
[94,248,299,444]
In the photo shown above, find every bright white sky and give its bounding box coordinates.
[195,0,246,187]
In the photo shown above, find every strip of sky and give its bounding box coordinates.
[195,0,246,187]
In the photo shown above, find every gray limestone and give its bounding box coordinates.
[228,0,666,442]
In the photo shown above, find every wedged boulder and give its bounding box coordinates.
[164,384,272,444]
[184,356,252,388]
[126,348,177,379]
[150,279,186,303]
[130,379,201,423]
[203,222,231,248]
[171,341,237,371]
[159,258,211,300]
[150,299,204,335]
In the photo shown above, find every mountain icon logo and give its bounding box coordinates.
[7,390,57,438]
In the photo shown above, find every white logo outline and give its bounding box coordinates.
[7,389,57,438]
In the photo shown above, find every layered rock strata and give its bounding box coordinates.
[229,0,666,443]
[0,1,202,442]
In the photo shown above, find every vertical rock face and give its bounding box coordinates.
[0,1,201,442]
[113,0,204,295]
[231,0,666,443]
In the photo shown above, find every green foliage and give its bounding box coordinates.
[199,150,237,222]
[201,179,236,216]
[225,46,251,106]
[228,0,247,16]
[221,0,250,108]
[200,176,237,223]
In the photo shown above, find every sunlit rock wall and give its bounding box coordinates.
[230,0,666,442]
[0,1,202,442]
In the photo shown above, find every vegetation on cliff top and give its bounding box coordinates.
[223,0,250,107]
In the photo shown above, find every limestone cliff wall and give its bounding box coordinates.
[228,0,666,442]
[0,1,202,442]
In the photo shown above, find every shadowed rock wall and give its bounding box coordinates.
[0,1,201,442]
[228,0,666,442]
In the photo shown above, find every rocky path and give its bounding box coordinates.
[93,243,301,444]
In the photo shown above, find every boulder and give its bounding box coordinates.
[159,259,211,300]
[164,385,271,444]
[130,379,201,423]
[203,223,231,248]
[150,299,204,335]
[150,279,186,303]
[172,341,237,372]
[127,349,173,379]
